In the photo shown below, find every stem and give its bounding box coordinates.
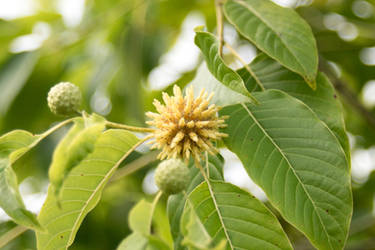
[125,135,154,156]
[205,152,210,178]
[224,42,265,91]
[215,0,224,57]
[11,118,76,164]
[38,118,76,139]
[110,150,159,183]
[194,157,209,181]
[0,226,28,249]
[149,191,162,234]
[105,121,155,133]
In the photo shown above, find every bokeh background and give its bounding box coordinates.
[0,0,374,249]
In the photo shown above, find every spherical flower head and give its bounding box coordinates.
[47,82,82,116]
[154,159,190,195]
[146,85,227,162]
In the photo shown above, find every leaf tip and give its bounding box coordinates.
[305,76,317,90]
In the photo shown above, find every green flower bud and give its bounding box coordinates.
[47,82,81,116]
[154,159,190,195]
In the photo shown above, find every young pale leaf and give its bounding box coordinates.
[189,64,250,107]
[188,180,293,250]
[223,0,318,88]
[48,115,106,198]
[220,90,352,250]
[237,53,350,160]
[36,129,139,250]
[168,154,224,250]
[117,233,170,250]
[194,31,255,102]
[180,203,226,250]
[181,201,212,249]
[119,197,170,249]
[129,200,153,235]
[0,130,42,230]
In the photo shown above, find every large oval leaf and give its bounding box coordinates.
[187,180,293,250]
[220,90,352,250]
[0,130,42,230]
[194,31,255,102]
[237,53,350,160]
[168,154,224,250]
[223,0,318,87]
[36,129,139,250]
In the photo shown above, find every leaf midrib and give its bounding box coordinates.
[240,102,334,250]
[227,0,309,77]
[205,180,234,250]
[65,138,141,246]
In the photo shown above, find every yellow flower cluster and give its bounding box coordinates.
[146,85,227,162]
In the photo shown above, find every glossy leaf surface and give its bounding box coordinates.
[220,90,352,250]
[188,180,292,250]
[224,0,318,87]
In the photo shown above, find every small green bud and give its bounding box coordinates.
[154,159,190,195]
[47,82,81,116]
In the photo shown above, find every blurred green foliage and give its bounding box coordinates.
[0,0,375,249]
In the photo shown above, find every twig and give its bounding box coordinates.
[0,226,28,248]
[319,58,375,130]
[110,150,159,183]
[11,117,76,164]
[224,42,265,91]
[105,121,155,133]
[215,0,225,56]
[149,191,162,234]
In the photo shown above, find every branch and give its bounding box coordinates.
[319,58,375,130]
[109,150,159,183]
[0,226,28,248]
[105,121,155,133]
[215,0,224,56]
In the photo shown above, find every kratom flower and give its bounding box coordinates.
[146,85,227,162]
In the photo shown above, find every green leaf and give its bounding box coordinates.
[223,0,318,88]
[0,52,39,116]
[189,64,250,107]
[117,233,148,250]
[194,31,256,102]
[180,203,226,250]
[48,115,106,198]
[188,180,292,250]
[167,154,224,250]
[180,202,212,249]
[36,129,139,250]
[117,233,170,250]
[119,195,169,250]
[220,90,352,250]
[129,200,153,235]
[0,130,42,230]
[237,53,350,160]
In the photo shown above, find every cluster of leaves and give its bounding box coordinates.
[1,0,375,249]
